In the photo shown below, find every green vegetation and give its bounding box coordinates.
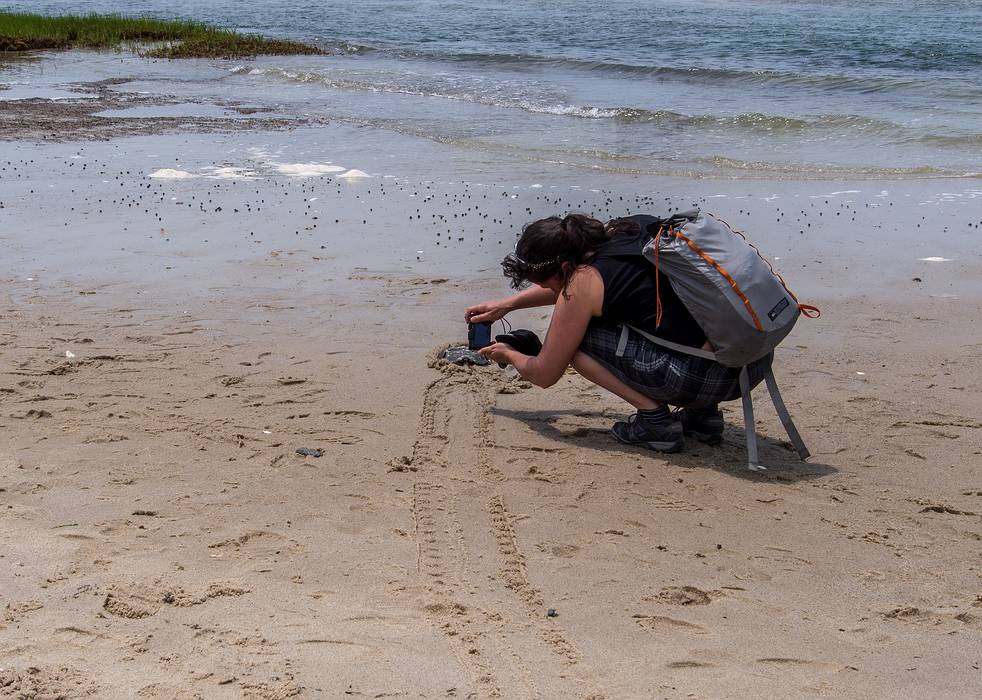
[0,12,323,58]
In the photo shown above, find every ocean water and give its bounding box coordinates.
[3,0,981,178]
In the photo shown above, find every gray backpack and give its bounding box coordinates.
[623,210,819,470]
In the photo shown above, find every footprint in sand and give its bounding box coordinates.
[207,530,302,559]
[276,376,307,386]
[648,585,715,606]
[3,599,44,623]
[633,614,708,634]
[535,542,580,558]
[754,657,841,673]
[882,605,981,629]
[102,582,248,619]
[666,660,715,669]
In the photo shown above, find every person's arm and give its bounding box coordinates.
[480,268,601,387]
[464,286,559,323]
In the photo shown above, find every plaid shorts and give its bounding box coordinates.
[579,323,772,409]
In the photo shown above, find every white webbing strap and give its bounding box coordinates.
[764,369,810,461]
[616,324,630,357]
[621,324,718,361]
[739,367,764,471]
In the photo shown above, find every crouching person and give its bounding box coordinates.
[465,213,770,453]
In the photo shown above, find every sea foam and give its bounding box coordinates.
[274,163,347,177]
[149,169,195,179]
[202,166,260,180]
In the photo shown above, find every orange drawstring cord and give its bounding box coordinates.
[654,225,665,328]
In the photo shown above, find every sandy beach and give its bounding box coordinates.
[3,42,982,699]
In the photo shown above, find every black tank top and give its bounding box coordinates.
[589,229,707,348]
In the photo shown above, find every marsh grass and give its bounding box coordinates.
[0,12,323,58]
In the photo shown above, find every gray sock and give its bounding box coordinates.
[637,406,670,422]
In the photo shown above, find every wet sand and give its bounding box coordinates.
[2,100,982,698]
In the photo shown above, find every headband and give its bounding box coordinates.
[514,254,560,271]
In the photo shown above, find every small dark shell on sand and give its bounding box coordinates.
[296,447,323,457]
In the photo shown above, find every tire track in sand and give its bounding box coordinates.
[402,357,599,698]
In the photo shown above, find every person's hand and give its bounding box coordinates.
[479,341,516,366]
[464,298,511,324]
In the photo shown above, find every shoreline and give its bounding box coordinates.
[3,48,980,180]
[2,126,979,311]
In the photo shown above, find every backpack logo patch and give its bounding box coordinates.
[767,297,790,321]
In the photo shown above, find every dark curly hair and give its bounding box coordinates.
[501,213,646,296]
[501,213,609,296]
[604,216,643,238]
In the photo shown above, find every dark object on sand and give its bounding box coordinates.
[296,447,323,457]
[495,329,542,356]
[442,345,490,366]
[547,608,558,617]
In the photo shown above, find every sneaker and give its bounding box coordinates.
[676,406,724,446]
[611,411,683,453]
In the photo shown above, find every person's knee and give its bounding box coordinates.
[571,350,590,370]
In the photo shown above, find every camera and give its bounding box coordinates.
[468,322,492,351]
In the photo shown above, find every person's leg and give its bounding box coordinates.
[571,350,661,410]
[572,351,683,452]
[677,405,724,445]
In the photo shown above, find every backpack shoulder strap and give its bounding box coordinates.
[617,324,718,361]
[626,213,663,234]
[593,215,662,261]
